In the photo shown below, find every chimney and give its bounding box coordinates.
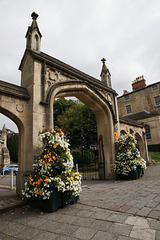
[132,75,146,91]
[123,90,129,95]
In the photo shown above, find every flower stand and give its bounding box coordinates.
[22,129,82,207]
[32,186,79,212]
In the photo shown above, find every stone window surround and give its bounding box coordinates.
[124,95,130,101]
[145,124,152,140]
[126,104,132,115]
[154,95,160,106]
[152,84,159,92]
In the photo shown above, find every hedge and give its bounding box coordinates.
[148,144,160,152]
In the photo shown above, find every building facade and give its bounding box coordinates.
[0,125,10,166]
[118,76,160,146]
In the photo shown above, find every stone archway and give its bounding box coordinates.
[135,132,148,162]
[0,105,25,192]
[120,130,127,135]
[43,81,116,180]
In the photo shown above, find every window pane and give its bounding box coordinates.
[126,105,132,114]
[152,85,158,92]
[145,125,151,140]
[154,96,160,106]
[124,95,130,101]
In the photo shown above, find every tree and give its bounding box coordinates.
[8,134,18,163]
[54,99,97,149]
[53,98,77,127]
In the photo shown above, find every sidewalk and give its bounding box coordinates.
[0,164,160,239]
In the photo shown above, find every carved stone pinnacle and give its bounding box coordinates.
[31,12,39,20]
[101,58,106,64]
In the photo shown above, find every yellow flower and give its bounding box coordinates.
[48,157,52,162]
[53,144,57,149]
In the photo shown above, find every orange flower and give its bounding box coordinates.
[111,168,114,173]
[37,190,42,195]
[37,178,43,185]
[56,133,59,136]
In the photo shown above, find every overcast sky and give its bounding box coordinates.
[0,0,160,132]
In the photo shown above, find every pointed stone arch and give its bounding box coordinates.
[42,81,116,179]
[120,130,127,135]
[135,132,149,162]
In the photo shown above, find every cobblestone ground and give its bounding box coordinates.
[0,164,160,240]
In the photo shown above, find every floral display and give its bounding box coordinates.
[22,128,82,200]
[113,134,146,175]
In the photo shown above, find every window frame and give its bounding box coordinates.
[154,95,160,106]
[152,85,158,92]
[145,125,151,140]
[126,105,132,115]
[124,95,130,101]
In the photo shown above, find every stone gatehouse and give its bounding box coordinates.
[0,12,149,195]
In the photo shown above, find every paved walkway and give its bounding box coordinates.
[0,164,160,239]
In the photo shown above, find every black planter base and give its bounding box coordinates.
[116,168,144,180]
[32,187,79,212]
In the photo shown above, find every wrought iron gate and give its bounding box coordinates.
[75,135,105,180]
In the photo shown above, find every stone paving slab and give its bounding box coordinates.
[0,202,160,240]
[0,164,160,239]
[79,164,160,221]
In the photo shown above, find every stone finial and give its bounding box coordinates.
[100,58,111,87]
[101,58,106,64]
[25,12,42,52]
[100,58,108,76]
[31,12,39,20]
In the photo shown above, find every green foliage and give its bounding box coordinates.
[54,98,77,127]
[8,134,18,163]
[148,151,160,162]
[53,98,97,149]
[148,144,160,152]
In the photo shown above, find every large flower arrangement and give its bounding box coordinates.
[22,128,82,200]
[113,134,146,175]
